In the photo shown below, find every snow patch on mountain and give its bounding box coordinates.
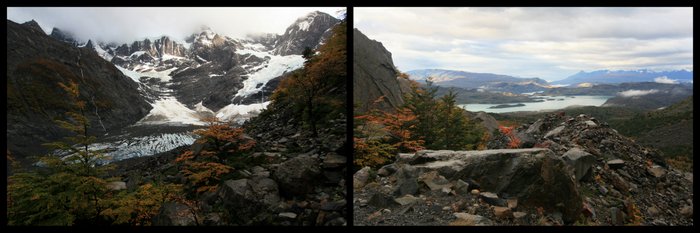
[162,54,187,61]
[236,48,271,59]
[216,101,271,123]
[129,51,147,58]
[195,101,214,113]
[116,65,144,83]
[233,52,304,99]
[298,20,311,31]
[93,44,113,61]
[137,97,206,126]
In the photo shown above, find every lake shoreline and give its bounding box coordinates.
[460,95,613,113]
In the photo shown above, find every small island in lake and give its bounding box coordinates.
[489,103,526,109]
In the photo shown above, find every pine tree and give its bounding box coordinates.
[405,78,439,148]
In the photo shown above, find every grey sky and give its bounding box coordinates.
[7,7,345,45]
[355,7,693,81]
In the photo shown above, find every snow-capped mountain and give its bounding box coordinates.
[272,11,340,56]
[50,11,339,127]
[29,11,341,161]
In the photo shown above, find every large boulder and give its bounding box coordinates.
[408,148,582,223]
[273,155,322,196]
[217,177,280,223]
[392,164,419,197]
[561,147,596,181]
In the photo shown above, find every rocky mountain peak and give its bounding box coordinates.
[353,28,411,114]
[272,11,340,56]
[21,19,45,34]
[50,27,81,46]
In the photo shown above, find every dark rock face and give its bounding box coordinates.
[273,11,340,56]
[353,29,411,114]
[6,19,152,159]
[273,155,322,197]
[50,27,81,46]
[113,36,187,59]
[217,178,280,224]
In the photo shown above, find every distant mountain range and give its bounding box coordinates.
[406,69,549,92]
[552,69,693,85]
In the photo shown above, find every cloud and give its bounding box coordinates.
[6,7,344,45]
[355,7,693,81]
[617,89,659,97]
[654,76,679,84]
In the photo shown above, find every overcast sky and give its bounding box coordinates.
[355,7,693,81]
[7,7,345,45]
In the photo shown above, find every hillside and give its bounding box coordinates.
[407,69,550,94]
[6,20,152,160]
[495,96,693,171]
[355,113,693,226]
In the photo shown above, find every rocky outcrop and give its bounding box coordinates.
[274,155,322,197]
[355,113,693,226]
[50,27,81,46]
[6,19,152,160]
[273,11,340,56]
[217,177,281,224]
[353,29,411,114]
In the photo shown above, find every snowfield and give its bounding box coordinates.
[233,50,304,99]
[216,101,270,123]
[137,97,207,126]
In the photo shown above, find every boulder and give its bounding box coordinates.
[419,171,452,191]
[368,192,396,208]
[451,213,493,226]
[493,206,512,219]
[377,163,398,177]
[525,119,544,134]
[392,164,419,196]
[544,126,565,139]
[353,167,371,189]
[274,155,321,196]
[106,181,127,191]
[606,159,625,169]
[279,212,297,219]
[394,194,420,206]
[647,165,666,178]
[217,177,280,223]
[454,179,470,196]
[479,192,506,207]
[322,153,346,169]
[152,202,197,226]
[561,147,596,181]
[409,148,582,223]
